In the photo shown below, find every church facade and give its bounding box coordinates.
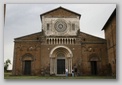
[12,7,108,76]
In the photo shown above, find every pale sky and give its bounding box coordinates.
[4,4,116,69]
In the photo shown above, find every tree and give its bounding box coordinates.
[4,59,11,72]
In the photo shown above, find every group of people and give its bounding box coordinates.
[65,67,77,77]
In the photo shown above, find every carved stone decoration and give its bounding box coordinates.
[54,19,67,32]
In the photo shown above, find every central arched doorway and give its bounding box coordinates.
[50,46,73,76]
[57,53,65,74]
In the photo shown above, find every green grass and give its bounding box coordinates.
[4,72,116,79]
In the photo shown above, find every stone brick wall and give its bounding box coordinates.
[103,9,116,76]
[12,7,109,76]
[12,31,108,76]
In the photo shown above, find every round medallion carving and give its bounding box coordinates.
[54,20,67,32]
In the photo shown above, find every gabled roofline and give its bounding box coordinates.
[40,6,81,21]
[80,31,105,40]
[14,32,42,40]
[102,8,116,30]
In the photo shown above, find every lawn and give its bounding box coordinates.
[4,72,116,79]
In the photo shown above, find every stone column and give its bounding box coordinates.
[54,58,56,75]
[71,38,73,44]
[69,58,71,73]
[52,57,56,74]
[69,39,70,44]
[58,39,59,44]
[62,38,64,44]
[50,57,52,74]
[52,58,54,74]
[54,38,55,44]
[71,58,72,73]
[49,39,51,44]
[64,38,66,44]
[46,39,48,44]
[67,57,70,74]
[67,39,68,44]
[51,38,52,45]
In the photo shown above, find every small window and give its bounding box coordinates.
[83,38,86,41]
[72,24,75,30]
[47,24,49,30]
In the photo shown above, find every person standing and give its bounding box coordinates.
[65,68,68,77]
[72,69,74,77]
[74,67,77,76]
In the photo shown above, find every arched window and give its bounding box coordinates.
[47,23,50,30]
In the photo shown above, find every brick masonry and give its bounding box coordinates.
[12,7,114,76]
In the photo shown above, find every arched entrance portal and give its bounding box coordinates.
[50,46,73,76]
[22,53,34,75]
[89,53,100,75]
